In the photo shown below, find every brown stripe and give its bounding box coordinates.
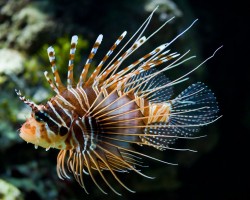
[110,44,117,51]
[89,52,95,59]
[93,42,100,48]
[69,54,75,60]
[68,64,74,71]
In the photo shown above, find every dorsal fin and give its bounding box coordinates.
[47,46,65,92]
[77,34,103,88]
[85,31,127,86]
[67,35,78,89]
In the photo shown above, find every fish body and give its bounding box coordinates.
[17,8,220,195]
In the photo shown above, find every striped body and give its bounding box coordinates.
[17,7,221,195]
[21,86,172,150]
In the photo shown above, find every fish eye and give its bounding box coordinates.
[34,110,50,123]
[59,126,68,136]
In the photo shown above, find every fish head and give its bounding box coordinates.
[20,105,69,150]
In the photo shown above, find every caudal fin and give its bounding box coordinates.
[143,82,219,149]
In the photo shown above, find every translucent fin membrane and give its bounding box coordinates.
[171,82,219,128]
[143,82,219,148]
[124,68,174,102]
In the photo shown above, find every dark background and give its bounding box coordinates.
[0,0,249,199]
[181,1,249,199]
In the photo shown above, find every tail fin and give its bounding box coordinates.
[170,82,219,128]
[143,82,219,149]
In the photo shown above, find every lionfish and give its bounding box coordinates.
[16,8,221,195]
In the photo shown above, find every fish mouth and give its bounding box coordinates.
[20,120,37,144]
[19,119,50,149]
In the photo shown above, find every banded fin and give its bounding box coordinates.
[106,45,169,87]
[106,50,179,90]
[78,34,103,87]
[47,46,65,91]
[86,31,127,86]
[67,35,78,89]
[44,71,59,94]
[97,36,147,85]
[94,7,161,87]
[15,89,39,111]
